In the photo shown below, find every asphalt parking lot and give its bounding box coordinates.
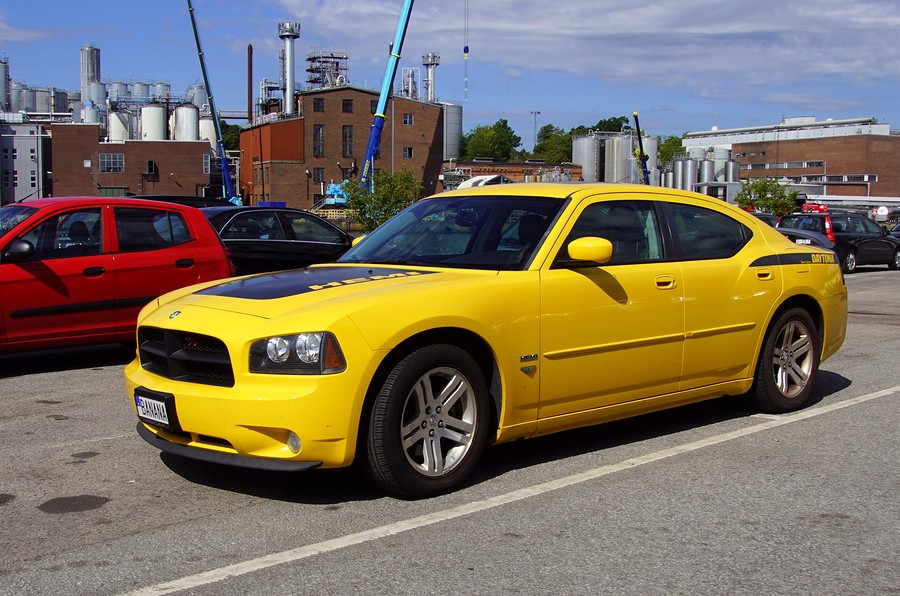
[0,268,897,595]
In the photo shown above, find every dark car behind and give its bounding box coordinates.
[779,211,900,273]
[202,206,353,275]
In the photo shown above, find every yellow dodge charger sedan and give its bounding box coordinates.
[125,183,847,497]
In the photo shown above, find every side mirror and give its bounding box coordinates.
[2,238,36,263]
[567,236,613,264]
[351,235,366,247]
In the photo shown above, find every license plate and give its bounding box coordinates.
[135,392,171,427]
[795,238,811,245]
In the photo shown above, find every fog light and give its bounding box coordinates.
[287,431,301,454]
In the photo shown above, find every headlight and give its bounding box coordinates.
[250,332,346,374]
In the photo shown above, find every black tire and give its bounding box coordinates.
[364,344,490,498]
[841,249,857,274]
[750,308,820,413]
[888,248,900,270]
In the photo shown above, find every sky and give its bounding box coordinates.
[3,0,900,149]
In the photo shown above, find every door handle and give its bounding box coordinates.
[655,274,677,289]
[175,258,195,268]
[757,268,774,280]
[83,266,105,277]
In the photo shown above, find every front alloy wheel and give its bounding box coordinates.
[365,344,489,497]
[751,308,820,413]
[889,248,900,270]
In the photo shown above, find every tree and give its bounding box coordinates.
[461,119,522,161]
[221,121,241,151]
[657,135,684,163]
[343,167,423,232]
[571,115,631,137]
[533,124,572,163]
[735,178,800,216]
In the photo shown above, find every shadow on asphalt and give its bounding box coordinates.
[156,369,852,504]
[0,343,135,378]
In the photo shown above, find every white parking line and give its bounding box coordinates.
[120,385,899,596]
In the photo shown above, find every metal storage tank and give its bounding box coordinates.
[173,104,200,140]
[688,146,706,161]
[35,88,52,112]
[153,82,171,101]
[89,82,106,105]
[21,87,37,112]
[724,161,740,182]
[572,136,601,183]
[442,102,463,160]
[108,110,131,141]
[199,116,217,150]
[141,104,168,140]
[10,83,24,111]
[132,82,150,99]
[663,170,674,188]
[109,82,129,101]
[673,160,684,190]
[699,160,715,183]
[682,159,699,191]
[188,83,207,108]
[643,135,659,174]
[605,136,632,184]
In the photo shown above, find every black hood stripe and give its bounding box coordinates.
[750,252,837,267]
[197,266,437,300]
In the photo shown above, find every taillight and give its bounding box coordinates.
[824,216,835,243]
[223,246,237,277]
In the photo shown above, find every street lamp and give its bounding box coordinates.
[530,111,541,152]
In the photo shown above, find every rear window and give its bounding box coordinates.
[780,215,825,234]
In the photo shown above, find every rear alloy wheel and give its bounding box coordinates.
[889,248,900,270]
[841,250,857,274]
[365,344,490,498]
[750,308,820,413]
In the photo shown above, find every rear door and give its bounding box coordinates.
[851,215,893,265]
[0,206,116,349]
[111,205,205,331]
[279,210,352,266]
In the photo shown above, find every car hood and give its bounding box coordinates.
[162,264,499,321]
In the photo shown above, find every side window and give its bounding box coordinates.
[284,214,342,243]
[859,217,884,234]
[556,200,663,265]
[20,208,103,259]
[115,208,192,252]
[222,212,286,240]
[670,204,748,260]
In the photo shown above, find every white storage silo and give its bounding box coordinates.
[188,83,207,108]
[35,88,52,112]
[89,82,106,106]
[682,159,699,191]
[173,104,200,140]
[109,82,129,101]
[108,110,131,141]
[0,59,9,111]
[83,104,100,123]
[141,103,168,140]
[199,116,217,150]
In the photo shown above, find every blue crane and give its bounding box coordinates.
[187,0,236,200]
[358,0,415,192]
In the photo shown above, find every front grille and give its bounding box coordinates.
[138,326,234,387]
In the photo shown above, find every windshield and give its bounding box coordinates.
[338,195,564,270]
[0,204,38,236]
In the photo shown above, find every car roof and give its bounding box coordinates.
[200,205,312,215]
[18,196,198,210]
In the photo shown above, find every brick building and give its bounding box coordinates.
[46,123,215,197]
[240,87,445,209]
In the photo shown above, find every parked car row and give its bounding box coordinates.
[0,197,354,354]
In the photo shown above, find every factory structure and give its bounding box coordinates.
[1,21,466,208]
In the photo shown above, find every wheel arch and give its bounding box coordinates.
[354,327,501,459]
[756,293,824,365]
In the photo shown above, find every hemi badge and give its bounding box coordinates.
[169,311,181,319]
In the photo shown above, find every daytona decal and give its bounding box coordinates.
[749,252,837,267]
[196,267,437,300]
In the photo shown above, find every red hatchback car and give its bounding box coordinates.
[0,197,234,354]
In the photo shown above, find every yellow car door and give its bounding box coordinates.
[537,198,685,424]
[666,201,783,390]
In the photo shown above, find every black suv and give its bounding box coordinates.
[779,211,900,273]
